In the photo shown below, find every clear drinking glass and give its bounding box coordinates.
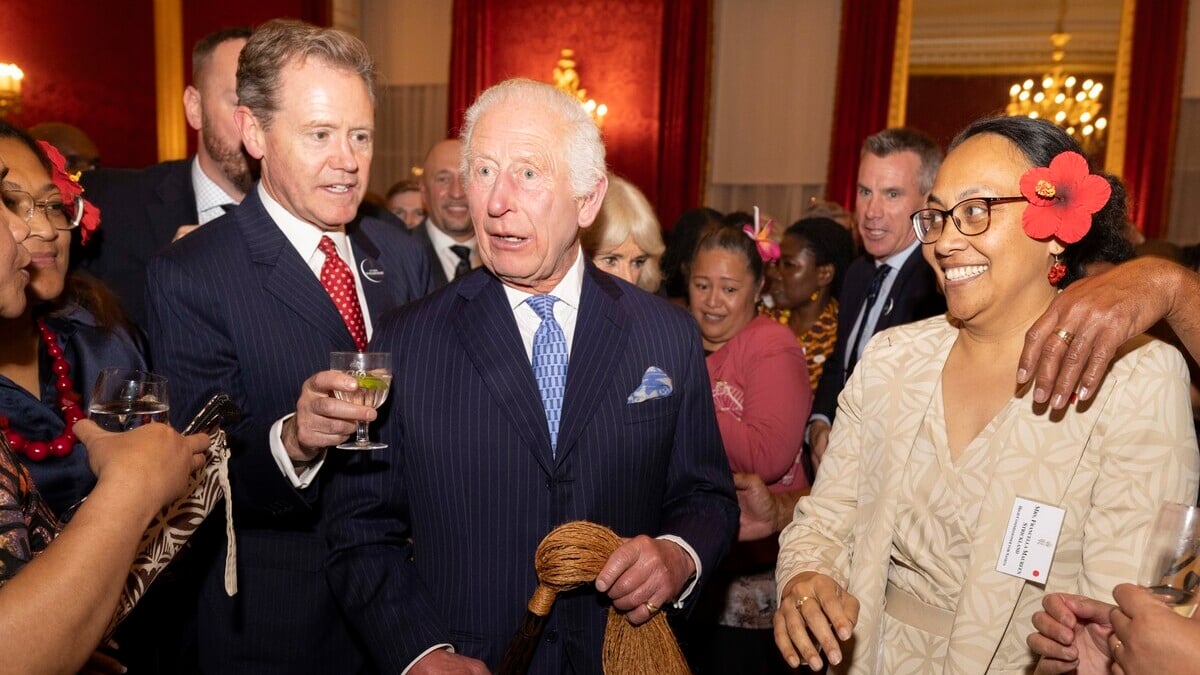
[88,368,170,432]
[1139,500,1200,617]
[330,352,392,450]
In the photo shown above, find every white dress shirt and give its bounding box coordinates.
[425,221,479,281]
[191,157,239,225]
[261,184,374,488]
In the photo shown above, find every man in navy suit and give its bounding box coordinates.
[409,138,479,289]
[320,79,739,674]
[145,20,431,673]
[808,128,946,466]
[81,27,254,327]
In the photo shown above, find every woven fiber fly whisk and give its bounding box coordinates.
[496,521,691,675]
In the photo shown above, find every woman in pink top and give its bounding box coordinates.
[683,224,811,675]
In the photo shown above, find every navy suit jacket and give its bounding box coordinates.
[410,220,451,289]
[145,187,432,674]
[324,264,739,673]
[80,159,198,328]
[812,248,945,420]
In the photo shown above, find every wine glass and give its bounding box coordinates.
[88,368,170,432]
[1138,500,1200,617]
[330,352,392,450]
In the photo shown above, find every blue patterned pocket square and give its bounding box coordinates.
[627,366,673,403]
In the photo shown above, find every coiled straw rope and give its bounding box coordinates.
[497,521,692,675]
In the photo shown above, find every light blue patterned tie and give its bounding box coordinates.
[528,294,568,456]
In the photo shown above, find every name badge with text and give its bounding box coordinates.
[996,497,1066,584]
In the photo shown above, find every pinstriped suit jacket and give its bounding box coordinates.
[145,187,432,674]
[324,264,739,674]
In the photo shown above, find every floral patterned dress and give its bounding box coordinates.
[761,299,838,393]
[0,435,59,586]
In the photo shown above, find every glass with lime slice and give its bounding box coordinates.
[330,351,392,450]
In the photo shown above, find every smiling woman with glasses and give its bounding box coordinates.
[0,120,150,519]
[0,124,207,675]
[772,115,1198,674]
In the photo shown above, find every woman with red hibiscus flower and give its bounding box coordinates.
[772,115,1197,674]
[0,135,207,674]
[0,120,147,518]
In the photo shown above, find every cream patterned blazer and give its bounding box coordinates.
[776,315,1200,674]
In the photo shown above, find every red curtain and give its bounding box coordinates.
[445,0,710,229]
[824,0,900,211]
[446,0,488,137]
[655,0,711,229]
[1122,0,1188,239]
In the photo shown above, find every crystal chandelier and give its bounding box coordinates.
[551,49,608,128]
[0,63,23,118]
[1005,1,1106,154]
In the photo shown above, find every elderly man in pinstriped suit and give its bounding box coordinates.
[320,78,739,674]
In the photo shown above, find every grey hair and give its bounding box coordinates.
[237,19,377,129]
[861,127,943,194]
[459,78,606,198]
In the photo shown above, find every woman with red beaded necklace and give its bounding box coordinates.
[0,139,208,673]
[0,121,147,518]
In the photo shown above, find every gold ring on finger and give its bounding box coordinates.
[795,595,811,610]
[1054,328,1075,344]
[644,601,659,614]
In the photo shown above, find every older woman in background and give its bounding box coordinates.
[580,173,665,292]
[684,225,811,675]
[773,115,1198,674]
[762,217,856,393]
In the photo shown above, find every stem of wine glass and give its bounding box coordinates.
[356,420,370,445]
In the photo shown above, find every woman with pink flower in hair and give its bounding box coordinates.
[683,220,811,675]
[772,116,1198,674]
[0,120,147,518]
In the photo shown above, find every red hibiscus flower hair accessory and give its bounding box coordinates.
[743,206,781,263]
[36,140,101,245]
[1018,150,1110,245]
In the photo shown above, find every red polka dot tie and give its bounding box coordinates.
[318,235,367,351]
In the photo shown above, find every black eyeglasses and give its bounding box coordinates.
[910,196,1027,244]
[0,188,83,231]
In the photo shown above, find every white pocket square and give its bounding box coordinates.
[627,366,673,403]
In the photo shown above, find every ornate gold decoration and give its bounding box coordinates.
[1005,0,1108,156]
[552,49,607,128]
[0,63,23,118]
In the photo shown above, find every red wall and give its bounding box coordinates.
[0,0,158,168]
[464,0,667,213]
[0,1,330,169]
[182,0,331,156]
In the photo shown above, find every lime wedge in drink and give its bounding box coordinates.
[356,374,389,391]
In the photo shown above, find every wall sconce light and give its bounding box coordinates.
[551,49,607,128]
[0,63,23,118]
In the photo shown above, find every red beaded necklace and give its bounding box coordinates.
[0,318,86,461]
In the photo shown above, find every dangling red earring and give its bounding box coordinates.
[1048,254,1067,285]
